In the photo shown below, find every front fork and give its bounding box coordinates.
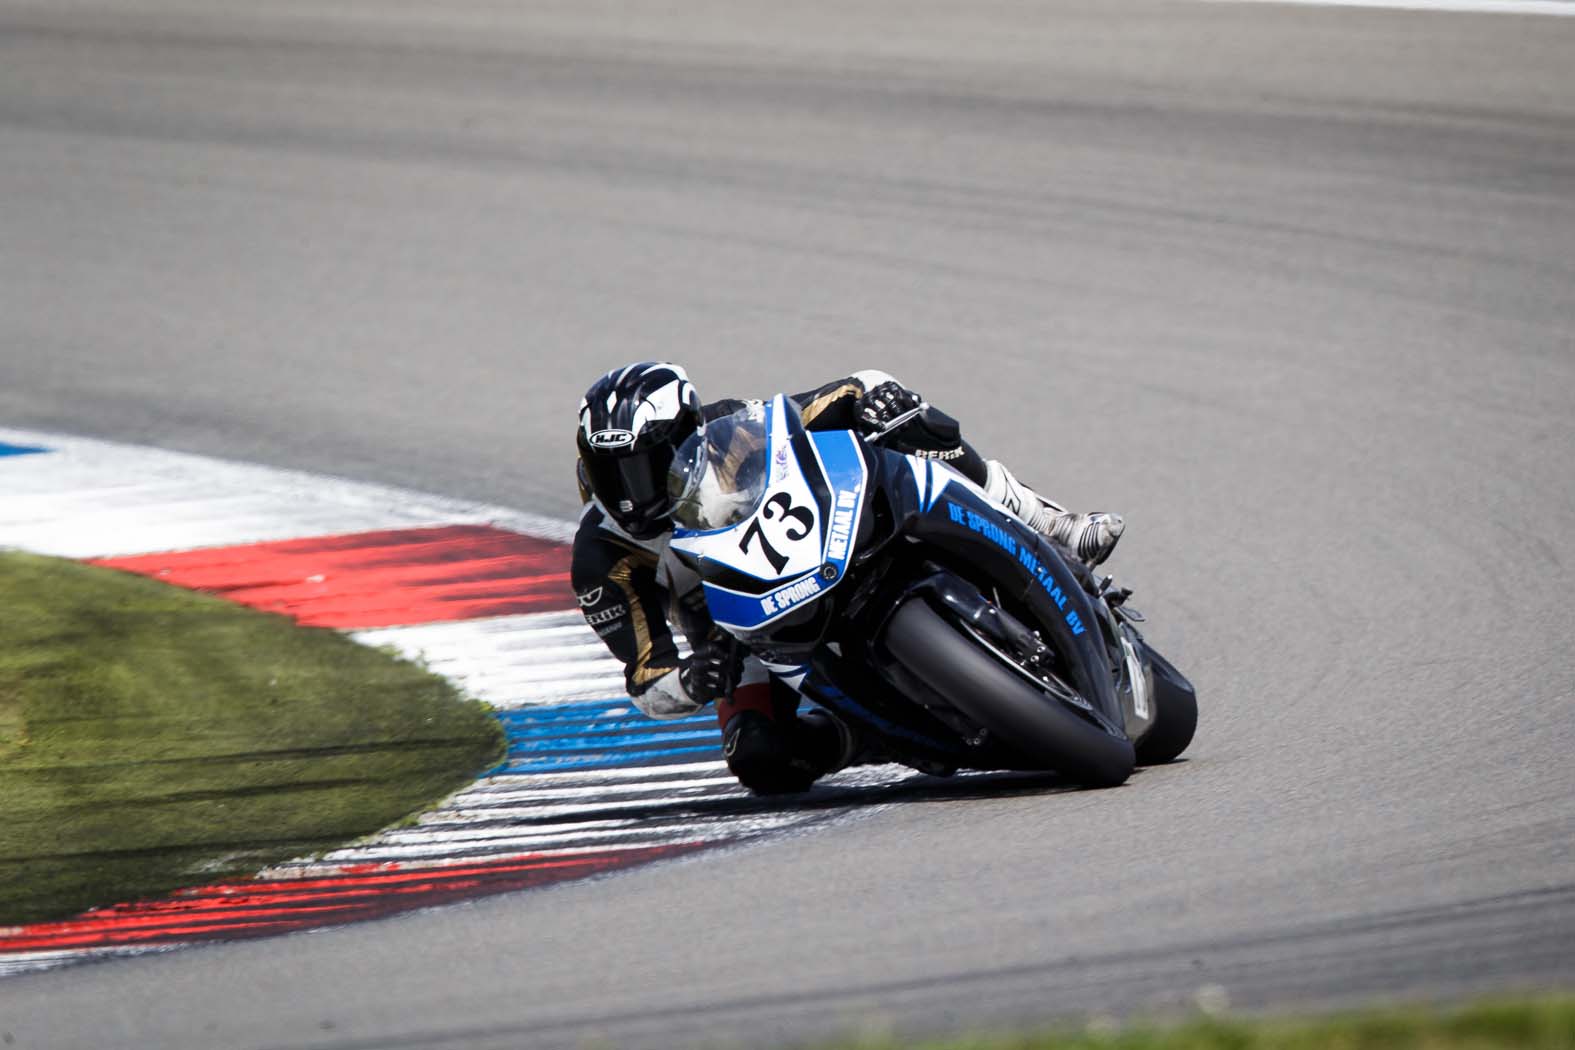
[1086,579,1158,741]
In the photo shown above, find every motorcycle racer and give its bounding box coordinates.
[571,362,1124,793]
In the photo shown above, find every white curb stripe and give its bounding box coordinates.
[0,428,573,558]
[352,612,628,707]
[0,948,170,979]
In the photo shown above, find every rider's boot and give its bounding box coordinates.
[717,684,856,795]
[983,460,1125,567]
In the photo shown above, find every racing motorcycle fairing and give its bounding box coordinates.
[670,394,868,634]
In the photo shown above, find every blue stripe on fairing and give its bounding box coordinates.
[0,442,48,458]
[488,696,725,777]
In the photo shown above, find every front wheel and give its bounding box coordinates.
[1134,644,1197,766]
[882,599,1135,787]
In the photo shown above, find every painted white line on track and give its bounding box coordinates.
[299,824,777,864]
[1203,0,1575,15]
[0,948,169,979]
[420,796,752,824]
[465,761,734,786]
[442,778,739,803]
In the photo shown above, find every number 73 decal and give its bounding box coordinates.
[738,492,816,575]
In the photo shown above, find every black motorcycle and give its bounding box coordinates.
[667,394,1196,788]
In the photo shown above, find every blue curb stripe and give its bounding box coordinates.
[489,697,726,777]
[0,442,48,458]
[484,696,829,779]
[506,728,723,754]
[506,717,715,739]
[505,728,721,756]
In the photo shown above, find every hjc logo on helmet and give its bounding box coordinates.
[588,429,636,449]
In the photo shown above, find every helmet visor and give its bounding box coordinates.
[583,444,675,536]
[669,404,769,532]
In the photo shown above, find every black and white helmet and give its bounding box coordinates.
[577,362,704,539]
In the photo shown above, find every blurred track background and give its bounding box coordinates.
[1,1,1572,1047]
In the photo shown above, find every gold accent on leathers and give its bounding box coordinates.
[606,553,674,687]
[797,381,864,427]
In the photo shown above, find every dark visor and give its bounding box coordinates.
[585,445,673,516]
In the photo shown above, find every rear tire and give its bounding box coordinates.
[883,599,1135,787]
[1134,645,1197,766]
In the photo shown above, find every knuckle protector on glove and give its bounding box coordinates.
[680,637,743,707]
[856,381,923,433]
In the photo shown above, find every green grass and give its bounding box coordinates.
[0,550,505,924]
[817,996,1575,1050]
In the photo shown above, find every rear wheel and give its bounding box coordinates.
[883,599,1134,787]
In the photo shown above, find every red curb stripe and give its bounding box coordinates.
[93,525,575,628]
[0,845,701,952]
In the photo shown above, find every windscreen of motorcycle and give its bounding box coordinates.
[669,402,768,532]
[669,394,870,633]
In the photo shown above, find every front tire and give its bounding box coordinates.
[883,599,1135,787]
[1134,645,1197,766]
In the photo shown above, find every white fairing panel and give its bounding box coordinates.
[670,395,869,633]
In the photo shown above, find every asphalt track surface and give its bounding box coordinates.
[2,1,1573,1046]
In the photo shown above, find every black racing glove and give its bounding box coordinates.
[857,381,965,461]
[854,381,924,436]
[680,635,743,707]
